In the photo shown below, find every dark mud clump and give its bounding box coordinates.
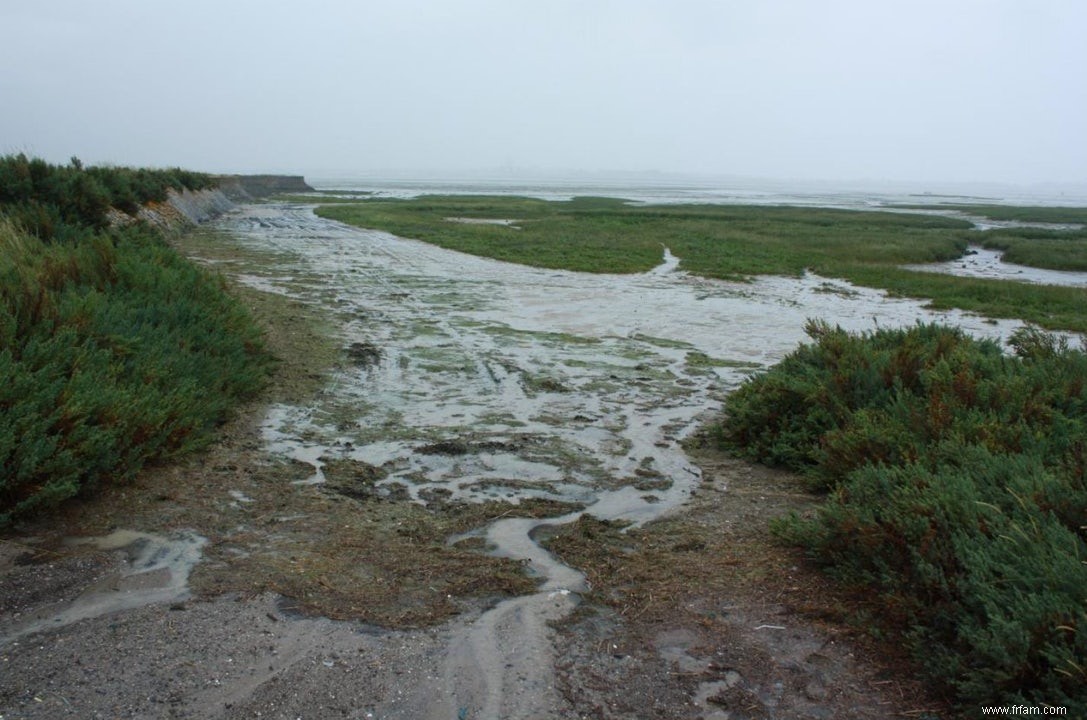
[414,437,531,456]
[415,440,471,456]
[320,457,388,501]
[346,341,382,367]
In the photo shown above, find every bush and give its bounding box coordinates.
[0,158,267,526]
[0,154,217,240]
[720,322,1087,713]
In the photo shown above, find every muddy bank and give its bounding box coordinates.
[548,440,949,719]
[0,439,941,720]
[106,186,236,235]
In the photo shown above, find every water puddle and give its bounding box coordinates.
[0,530,206,646]
[445,217,522,229]
[213,203,1056,716]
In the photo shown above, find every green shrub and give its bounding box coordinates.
[0,157,267,526]
[721,322,1087,713]
[0,154,217,240]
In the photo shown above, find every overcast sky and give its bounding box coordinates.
[2,0,1084,187]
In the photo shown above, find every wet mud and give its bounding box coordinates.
[3,202,1076,719]
[0,531,205,648]
[212,204,1037,717]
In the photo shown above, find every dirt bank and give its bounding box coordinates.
[215,175,315,202]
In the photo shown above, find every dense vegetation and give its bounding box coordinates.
[718,322,1086,713]
[0,153,216,240]
[317,195,1087,332]
[0,155,267,526]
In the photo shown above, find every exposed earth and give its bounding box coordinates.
[0,430,947,720]
[0,203,1009,719]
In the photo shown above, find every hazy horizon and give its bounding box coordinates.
[305,166,1087,199]
[3,1,1085,191]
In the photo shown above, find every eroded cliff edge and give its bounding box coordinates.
[131,174,314,231]
[215,174,314,201]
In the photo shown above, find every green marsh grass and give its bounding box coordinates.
[318,196,1087,332]
[977,227,1087,271]
[318,198,974,277]
[897,203,1087,272]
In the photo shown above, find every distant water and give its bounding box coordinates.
[309,176,1087,210]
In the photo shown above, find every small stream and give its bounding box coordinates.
[213,203,1078,717]
[0,530,206,647]
[904,245,1087,286]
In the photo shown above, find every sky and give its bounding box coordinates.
[2,0,1085,188]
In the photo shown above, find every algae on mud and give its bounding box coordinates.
[1,215,585,631]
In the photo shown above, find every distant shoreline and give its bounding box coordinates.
[304,175,1087,209]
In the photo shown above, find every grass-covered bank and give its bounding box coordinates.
[0,155,269,526]
[716,322,1087,713]
[315,195,1087,333]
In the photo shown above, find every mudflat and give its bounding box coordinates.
[0,203,1009,718]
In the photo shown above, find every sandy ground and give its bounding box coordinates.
[0,204,984,719]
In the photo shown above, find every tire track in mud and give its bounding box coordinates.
[212,203,1037,718]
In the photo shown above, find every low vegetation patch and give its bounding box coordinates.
[316,194,1087,332]
[895,202,1087,272]
[978,226,1087,272]
[716,321,1087,714]
[317,195,972,278]
[0,155,268,525]
[898,203,1087,225]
